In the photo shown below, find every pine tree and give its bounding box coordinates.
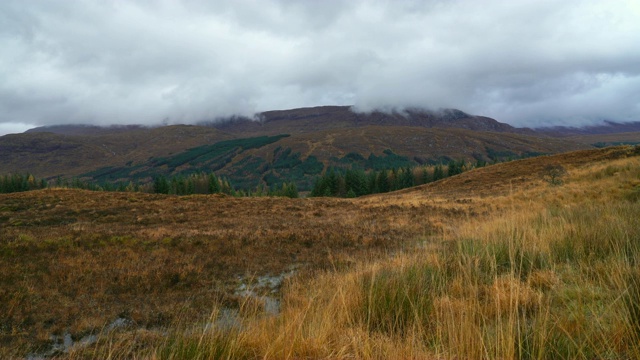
[186,178,195,195]
[153,176,170,194]
[283,182,299,198]
[0,175,7,193]
[310,175,328,197]
[433,164,444,181]
[327,168,339,196]
[377,170,390,193]
[391,168,401,191]
[367,171,378,194]
[221,179,233,195]
[421,168,431,185]
[208,173,221,194]
[401,166,414,188]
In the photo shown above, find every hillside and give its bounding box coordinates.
[0,107,591,191]
[0,125,233,178]
[567,131,640,148]
[536,120,640,136]
[1,145,639,358]
[71,125,588,192]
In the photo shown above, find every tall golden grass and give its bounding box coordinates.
[2,146,639,358]
[140,154,640,359]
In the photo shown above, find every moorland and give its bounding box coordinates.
[1,145,640,359]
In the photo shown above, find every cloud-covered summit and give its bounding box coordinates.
[1,0,639,135]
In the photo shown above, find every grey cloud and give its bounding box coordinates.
[0,0,639,136]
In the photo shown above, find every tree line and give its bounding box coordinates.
[1,159,480,198]
[310,159,474,198]
[0,172,299,198]
[0,174,48,193]
[151,172,299,198]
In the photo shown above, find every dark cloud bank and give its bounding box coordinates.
[1,0,639,135]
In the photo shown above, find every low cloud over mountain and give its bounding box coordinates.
[1,0,639,135]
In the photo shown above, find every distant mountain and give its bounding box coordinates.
[536,120,640,136]
[1,106,593,191]
[25,124,148,136]
[206,105,535,136]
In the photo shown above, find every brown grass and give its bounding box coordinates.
[1,145,639,358]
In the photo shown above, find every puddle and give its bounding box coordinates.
[201,269,297,333]
[26,270,298,358]
[26,318,131,359]
[234,270,297,315]
[26,333,97,360]
[237,269,297,294]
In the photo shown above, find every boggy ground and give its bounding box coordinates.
[0,145,638,357]
[0,184,465,354]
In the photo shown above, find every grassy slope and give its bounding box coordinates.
[157,145,640,360]
[237,126,587,165]
[568,131,640,146]
[0,124,588,182]
[0,132,117,177]
[86,126,591,191]
[1,146,639,358]
[0,126,233,178]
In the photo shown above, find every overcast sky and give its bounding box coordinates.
[1,0,639,135]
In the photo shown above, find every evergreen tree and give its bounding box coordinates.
[326,168,339,196]
[221,178,233,195]
[421,168,431,185]
[401,166,414,188]
[391,168,401,191]
[282,182,299,198]
[433,164,444,181]
[208,173,221,194]
[346,169,368,196]
[377,170,390,193]
[367,170,378,194]
[310,175,329,197]
[0,175,9,193]
[446,160,457,177]
[117,182,127,192]
[153,176,170,194]
[103,182,114,192]
[186,178,195,195]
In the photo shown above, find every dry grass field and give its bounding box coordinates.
[1,145,639,358]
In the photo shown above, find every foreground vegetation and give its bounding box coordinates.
[147,152,640,359]
[1,146,639,358]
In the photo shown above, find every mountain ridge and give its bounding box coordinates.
[535,120,640,136]
[22,106,640,138]
[25,106,532,137]
[4,105,634,191]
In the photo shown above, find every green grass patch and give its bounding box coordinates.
[359,264,445,337]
